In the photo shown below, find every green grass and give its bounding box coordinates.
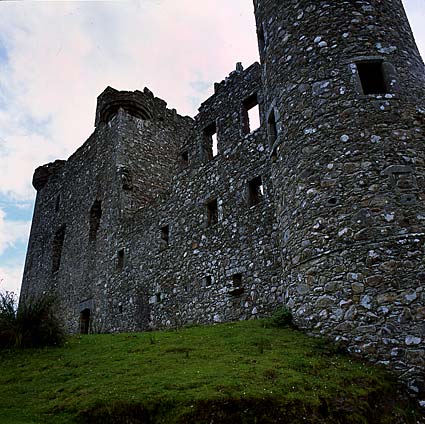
[0,320,420,423]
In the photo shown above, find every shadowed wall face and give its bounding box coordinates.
[254,0,425,395]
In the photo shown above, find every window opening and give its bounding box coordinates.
[89,200,102,242]
[52,225,65,273]
[206,199,218,227]
[248,176,264,207]
[204,276,212,287]
[155,292,161,303]
[230,273,244,296]
[203,123,217,160]
[242,94,260,134]
[160,225,169,251]
[80,308,90,334]
[55,195,60,213]
[181,151,189,168]
[117,248,125,271]
[268,109,278,145]
[356,61,388,95]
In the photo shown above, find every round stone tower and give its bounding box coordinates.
[254,0,425,395]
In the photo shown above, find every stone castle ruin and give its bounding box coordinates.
[21,0,425,396]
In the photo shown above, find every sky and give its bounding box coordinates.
[0,0,424,296]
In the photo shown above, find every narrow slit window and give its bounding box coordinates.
[55,195,60,213]
[52,225,66,273]
[204,276,212,287]
[160,225,169,250]
[248,176,264,207]
[117,248,125,271]
[356,61,388,95]
[206,199,218,227]
[89,200,102,242]
[268,109,278,145]
[203,123,217,160]
[242,94,260,134]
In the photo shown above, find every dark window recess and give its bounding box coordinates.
[55,195,60,213]
[357,61,388,95]
[229,273,244,296]
[248,176,264,206]
[117,248,125,271]
[206,199,218,227]
[155,292,161,303]
[52,225,66,273]
[160,225,169,250]
[89,200,102,242]
[118,304,123,314]
[268,109,278,145]
[121,168,133,191]
[181,151,189,168]
[80,308,90,334]
[203,123,218,160]
[204,276,212,287]
[242,94,260,134]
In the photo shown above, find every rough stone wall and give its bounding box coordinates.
[21,88,195,333]
[21,0,425,399]
[91,64,281,332]
[254,0,425,395]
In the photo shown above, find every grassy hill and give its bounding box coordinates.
[0,320,421,423]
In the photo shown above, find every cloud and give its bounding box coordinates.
[0,208,30,256]
[0,264,23,295]
[0,0,258,202]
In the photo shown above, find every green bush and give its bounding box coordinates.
[268,306,293,328]
[0,291,66,349]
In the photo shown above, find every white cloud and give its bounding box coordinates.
[0,208,31,255]
[0,264,23,295]
[0,0,258,201]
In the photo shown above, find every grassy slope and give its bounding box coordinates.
[0,320,420,424]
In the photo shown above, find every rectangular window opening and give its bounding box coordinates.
[203,123,217,160]
[181,151,189,168]
[232,273,242,287]
[206,199,218,227]
[160,225,169,251]
[230,273,244,296]
[242,94,260,134]
[248,176,264,207]
[204,276,212,287]
[356,61,388,95]
[117,248,125,271]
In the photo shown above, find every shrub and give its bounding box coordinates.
[268,306,293,328]
[0,291,66,349]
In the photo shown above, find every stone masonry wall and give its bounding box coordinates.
[254,0,425,395]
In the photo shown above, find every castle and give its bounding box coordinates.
[21,0,425,397]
